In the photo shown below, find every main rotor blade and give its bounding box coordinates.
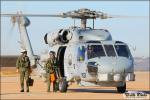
[1,12,148,19]
[1,13,68,18]
[0,13,100,19]
[106,15,148,19]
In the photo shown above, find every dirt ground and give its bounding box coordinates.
[0,67,150,99]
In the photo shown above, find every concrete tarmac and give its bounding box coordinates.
[0,68,149,99]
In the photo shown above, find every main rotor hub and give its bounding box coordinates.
[62,8,109,29]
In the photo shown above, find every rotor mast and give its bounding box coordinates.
[81,18,87,29]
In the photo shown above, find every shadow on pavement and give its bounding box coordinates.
[68,88,118,93]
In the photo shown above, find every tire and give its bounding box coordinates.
[117,83,126,93]
[59,77,68,93]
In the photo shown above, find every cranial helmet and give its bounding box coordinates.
[21,49,27,53]
[49,51,55,55]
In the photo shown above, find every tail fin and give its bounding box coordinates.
[18,16,34,58]
[12,13,36,66]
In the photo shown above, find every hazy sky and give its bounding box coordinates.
[1,1,149,57]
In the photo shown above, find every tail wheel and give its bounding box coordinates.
[59,77,68,93]
[117,83,126,93]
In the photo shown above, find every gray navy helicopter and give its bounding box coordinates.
[2,8,135,93]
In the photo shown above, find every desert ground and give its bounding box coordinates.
[0,67,150,99]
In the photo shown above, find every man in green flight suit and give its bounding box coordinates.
[44,51,58,92]
[16,50,31,92]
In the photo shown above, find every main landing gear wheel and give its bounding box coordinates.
[117,83,126,93]
[59,77,68,93]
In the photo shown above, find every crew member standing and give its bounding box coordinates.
[16,50,31,92]
[44,51,58,92]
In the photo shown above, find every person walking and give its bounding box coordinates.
[16,50,31,92]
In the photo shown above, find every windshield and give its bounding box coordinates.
[115,45,130,58]
[104,45,116,57]
[87,45,105,59]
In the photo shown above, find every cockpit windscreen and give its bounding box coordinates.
[115,45,130,58]
[87,45,105,59]
[86,44,130,60]
[104,45,116,57]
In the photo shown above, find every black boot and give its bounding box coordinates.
[26,89,29,92]
[20,89,24,92]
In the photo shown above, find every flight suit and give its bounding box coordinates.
[44,58,58,92]
[16,54,30,92]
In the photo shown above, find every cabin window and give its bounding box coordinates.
[87,45,105,59]
[77,46,85,61]
[115,45,129,58]
[104,45,116,57]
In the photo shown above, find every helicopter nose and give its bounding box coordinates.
[96,63,124,82]
[95,57,134,82]
[97,71,124,82]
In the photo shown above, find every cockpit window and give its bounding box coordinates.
[115,45,129,58]
[87,45,105,59]
[104,45,116,57]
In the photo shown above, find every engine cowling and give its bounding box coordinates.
[59,29,72,43]
[44,29,72,46]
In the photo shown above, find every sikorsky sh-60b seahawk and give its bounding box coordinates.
[2,8,136,93]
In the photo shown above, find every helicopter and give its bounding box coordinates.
[1,8,135,93]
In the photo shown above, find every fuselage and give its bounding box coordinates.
[42,27,135,87]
